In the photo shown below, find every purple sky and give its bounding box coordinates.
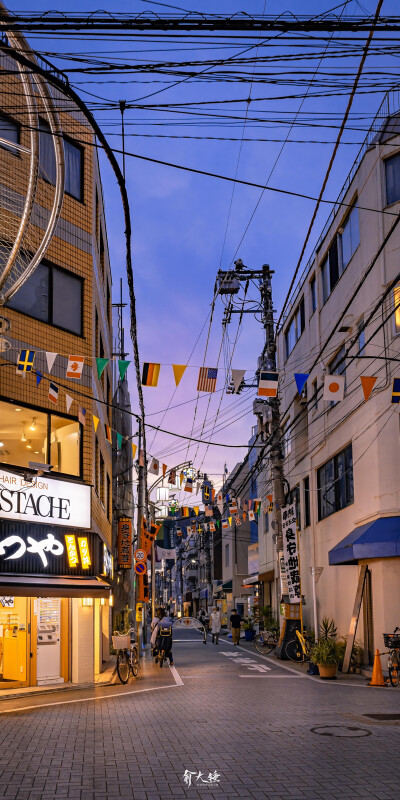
[8,0,398,501]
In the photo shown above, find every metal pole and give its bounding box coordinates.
[151,543,156,619]
[136,417,146,650]
[311,568,318,642]
[119,100,126,181]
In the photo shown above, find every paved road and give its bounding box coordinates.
[0,628,400,799]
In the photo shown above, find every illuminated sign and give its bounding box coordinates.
[0,531,63,567]
[65,534,79,567]
[118,517,132,569]
[78,537,91,569]
[0,469,91,528]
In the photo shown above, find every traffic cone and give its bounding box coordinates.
[368,649,387,687]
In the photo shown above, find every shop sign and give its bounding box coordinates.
[281,503,301,603]
[0,469,91,529]
[0,596,14,607]
[136,603,143,622]
[78,536,91,569]
[279,551,289,596]
[118,517,132,569]
[0,530,92,570]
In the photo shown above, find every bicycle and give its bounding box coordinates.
[254,629,279,656]
[285,628,312,663]
[383,628,400,687]
[112,628,139,684]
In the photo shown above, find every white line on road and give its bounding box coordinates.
[169,665,184,686]
[0,683,180,714]
[238,674,304,678]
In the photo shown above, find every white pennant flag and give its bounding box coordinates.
[323,374,345,401]
[46,352,57,373]
[217,491,223,513]
[231,369,245,393]
[148,457,159,476]
[65,394,73,413]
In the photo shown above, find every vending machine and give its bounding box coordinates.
[36,598,63,685]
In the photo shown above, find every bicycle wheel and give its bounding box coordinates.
[131,646,139,678]
[159,650,164,668]
[285,639,305,662]
[117,651,130,684]
[254,631,276,656]
[389,654,400,686]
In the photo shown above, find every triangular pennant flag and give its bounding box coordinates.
[105,425,112,444]
[46,352,57,373]
[36,371,43,387]
[96,358,109,380]
[180,471,184,486]
[360,375,377,402]
[172,364,187,387]
[131,442,137,460]
[162,464,167,478]
[65,394,73,413]
[194,507,199,516]
[116,432,123,450]
[118,360,130,382]
[242,511,247,521]
[231,368,245,393]
[228,516,232,526]
[294,373,309,396]
[93,415,100,432]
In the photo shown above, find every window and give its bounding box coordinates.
[385,152,400,205]
[225,543,230,568]
[304,476,311,527]
[0,112,20,154]
[95,437,99,495]
[282,419,292,458]
[317,444,353,520]
[8,261,83,335]
[321,204,359,303]
[312,379,318,411]
[106,282,112,326]
[290,486,301,530]
[285,296,305,358]
[394,286,400,334]
[310,275,317,315]
[107,473,111,522]
[100,228,105,278]
[39,120,83,201]
[357,319,366,355]
[100,451,105,506]
[0,399,81,476]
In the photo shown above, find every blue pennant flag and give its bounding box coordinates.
[294,373,309,397]
[36,370,43,387]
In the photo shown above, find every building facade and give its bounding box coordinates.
[0,49,113,689]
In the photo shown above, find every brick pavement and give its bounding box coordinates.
[0,629,399,800]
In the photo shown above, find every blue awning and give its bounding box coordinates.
[328,516,400,565]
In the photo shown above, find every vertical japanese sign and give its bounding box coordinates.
[278,551,288,597]
[281,503,301,603]
[118,517,132,569]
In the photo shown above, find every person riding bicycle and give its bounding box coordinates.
[155,609,174,665]
[150,607,163,657]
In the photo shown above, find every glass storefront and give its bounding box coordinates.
[0,596,28,688]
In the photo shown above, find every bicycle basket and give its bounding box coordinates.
[383,633,400,649]
[112,634,130,650]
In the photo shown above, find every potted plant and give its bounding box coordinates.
[243,618,255,641]
[309,638,341,679]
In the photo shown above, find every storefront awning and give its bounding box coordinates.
[221,579,232,591]
[242,575,259,587]
[0,574,111,598]
[329,516,400,566]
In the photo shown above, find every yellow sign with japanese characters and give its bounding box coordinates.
[77,537,91,569]
[65,534,79,567]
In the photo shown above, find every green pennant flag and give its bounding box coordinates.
[116,432,123,450]
[96,358,109,380]
[118,359,130,381]
[216,520,220,528]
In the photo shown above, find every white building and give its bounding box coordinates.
[258,88,400,666]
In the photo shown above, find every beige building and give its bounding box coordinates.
[258,88,400,666]
[0,47,114,689]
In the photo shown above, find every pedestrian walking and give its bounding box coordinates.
[210,606,222,644]
[230,608,242,646]
[155,609,174,665]
[150,607,163,655]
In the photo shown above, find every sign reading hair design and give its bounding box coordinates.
[0,469,91,529]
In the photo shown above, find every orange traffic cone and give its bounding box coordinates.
[368,649,387,687]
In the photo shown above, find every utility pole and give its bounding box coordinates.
[136,417,146,649]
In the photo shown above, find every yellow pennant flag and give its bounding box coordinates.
[228,516,232,526]
[172,364,187,387]
[131,443,137,460]
[194,507,199,516]
[180,471,184,486]
[93,415,99,432]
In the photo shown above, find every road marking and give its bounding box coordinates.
[0,683,180,714]
[239,674,304,678]
[169,665,184,686]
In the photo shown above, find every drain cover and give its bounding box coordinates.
[311,725,371,738]
[364,713,400,721]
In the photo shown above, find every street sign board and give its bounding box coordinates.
[135,549,146,562]
[135,562,146,575]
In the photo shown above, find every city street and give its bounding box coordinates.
[0,628,400,800]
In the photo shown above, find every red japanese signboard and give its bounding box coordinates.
[118,517,132,569]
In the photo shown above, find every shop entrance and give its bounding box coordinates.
[36,598,63,685]
[0,596,28,689]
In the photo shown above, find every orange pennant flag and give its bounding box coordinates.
[162,463,167,477]
[360,375,377,402]
[242,511,247,521]
[93,415,99,432]
[180,471,184,486]
[172,364,187,387]
[131,442,137,460]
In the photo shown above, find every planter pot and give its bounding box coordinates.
[317,663,337,679]
[244,629,255,641]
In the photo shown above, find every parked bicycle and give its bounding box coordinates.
[383,627,400,687]
[285,628,312,663]
[112,628,139,684]
[254,628,279,656]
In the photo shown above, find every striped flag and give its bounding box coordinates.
[78,407,86,426]
[66,355,84,379]
[48,382,59,405]
[222,519,229,529]
[105,425,112,444]
[197,367,218,393]
[142,362,160,387]
[258,371,279,397]
[392,378,400,403]
[184,477,193,493]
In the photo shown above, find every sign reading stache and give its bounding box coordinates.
[0,469,91,529]
[0,489,70,520]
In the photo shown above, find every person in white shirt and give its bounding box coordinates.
[210,606,222,644]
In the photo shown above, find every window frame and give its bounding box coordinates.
[310,274,317,315]
[7,259,84,337]
[0,111,21,155]
[0,396,83,480]
[384,150,400,207]
[284,295,305,359]
[393,285,400,336]
[38,118,85,203]
[317,444,354,521]
[320,201,360,305]
[303,476,311,528]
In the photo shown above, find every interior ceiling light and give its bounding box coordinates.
[0,442,4,447]
[21,431,26,442]
[14,407,21,412]
[29,418,36,431]
[26,441,32,449]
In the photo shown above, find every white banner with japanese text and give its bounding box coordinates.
[281,503,301,603]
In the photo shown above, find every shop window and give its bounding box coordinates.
[317,444,353,520]
[0,111,20,155]
[310,275,317,315]
[8,261,82,336]
[285,296,305,358]
[385,152,400,205]
[321,204,359,303]
[0,399,81,476]
[282,419,292,458]
[303,476,311,527]
[39,119,83,201]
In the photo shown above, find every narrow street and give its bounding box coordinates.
[0,629,400,800]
